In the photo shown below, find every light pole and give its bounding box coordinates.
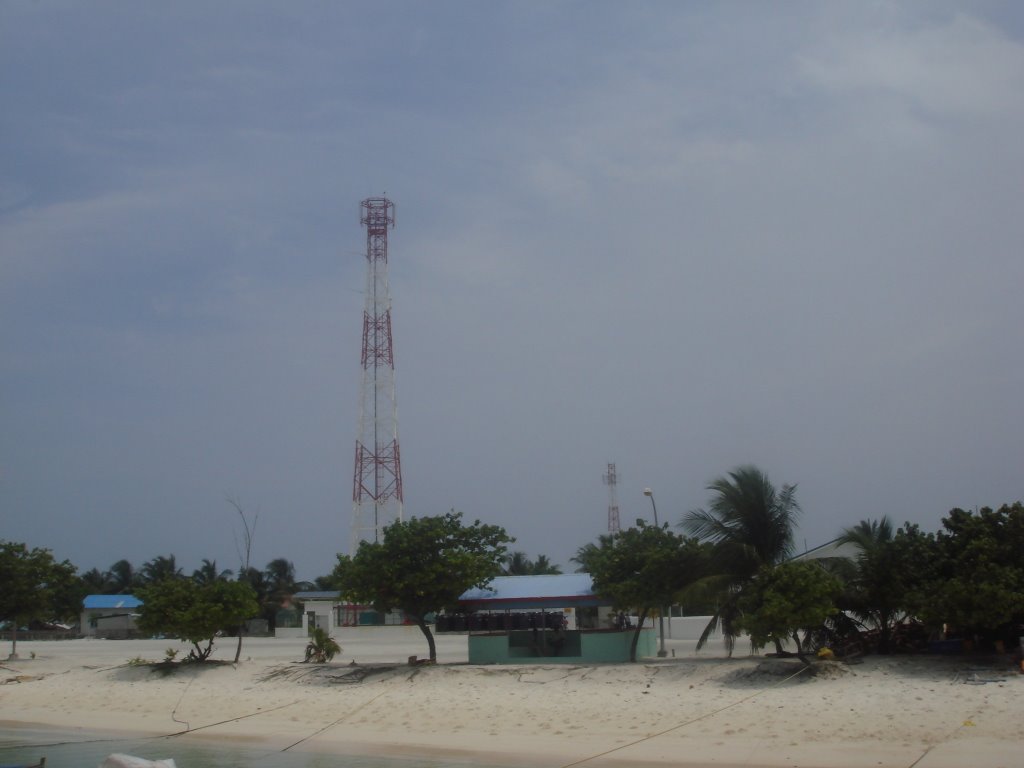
[642,488,668,658]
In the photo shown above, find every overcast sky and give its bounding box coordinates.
[2,2,1022,581]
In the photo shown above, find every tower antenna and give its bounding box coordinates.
[351,197,403,552]
[603,463,620,533]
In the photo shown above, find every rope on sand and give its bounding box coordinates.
[279,690,389,752]
[0,700,304,752]
[557,664,812,768]
[905,713,977,768]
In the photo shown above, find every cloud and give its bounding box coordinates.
[798,13,1024,127]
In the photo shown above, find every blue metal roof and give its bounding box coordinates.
[459,573,605,608]
[83,595,143,610]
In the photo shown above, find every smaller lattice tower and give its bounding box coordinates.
[603,462,620,533]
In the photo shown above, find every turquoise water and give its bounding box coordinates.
[0,727,464,768]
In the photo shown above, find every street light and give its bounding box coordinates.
[642,487,659,525]
[642,487,668,658]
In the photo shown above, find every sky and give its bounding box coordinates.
[2,1,1023,582]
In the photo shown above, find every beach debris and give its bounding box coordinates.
[952,669,1007,685]
[99,755,176,768]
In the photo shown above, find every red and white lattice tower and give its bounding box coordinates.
[351,197,403,552]
[603,463,620,533]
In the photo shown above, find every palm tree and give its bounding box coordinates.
[140,555,183,584]
[836,517,904,653]
[192,559,232,586]
[304,627,341,663]
[79,567,112,594]
[571,535,614,573]
[262,558,297,628]
[503,551,532,575]
[108,560,139,594]
[502,551,563,575]
[530,554,562,575]
[682,465,801,654]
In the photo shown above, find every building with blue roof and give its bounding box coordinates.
[80,594,144,638]
[454,574,655,663]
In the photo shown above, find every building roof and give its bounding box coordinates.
[293,591,342,601]
[790,538,860,562]
[459,573,606,610]
[83,595,143,610]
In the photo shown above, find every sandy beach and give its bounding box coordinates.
[1,632,1021,768]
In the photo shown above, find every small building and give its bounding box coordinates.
[455,573,655,664]
[275,592,419,638]
[81,595,143,639]
[275,591,343,639]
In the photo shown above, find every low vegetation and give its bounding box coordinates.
[5,473,1022,665]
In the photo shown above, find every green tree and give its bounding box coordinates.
[0,541,78,658]
[682,465,801,654]
[905,504,1024,645]
[736,561,842,663]
[333,512,513,662]
[136,578,259,661]
[585,522,708,662]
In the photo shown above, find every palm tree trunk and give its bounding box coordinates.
[877,610,893,654]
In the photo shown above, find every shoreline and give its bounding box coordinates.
[1,637,1021,767]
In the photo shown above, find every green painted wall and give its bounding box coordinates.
[468,629,656,664]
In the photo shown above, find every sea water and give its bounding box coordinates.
[0,727,465,768]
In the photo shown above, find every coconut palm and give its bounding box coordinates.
[503,551,532,576]
[304,627,341,663]
[260,558,298,628]
[502,552,563,576]
[530,554,562,575]
[570,534,614,573]
[836,516,904,653]
[192,559,233,586]
[108,559,140,594]
[79,567,112,594]
[140,554,183,584]
[682,465,801,653]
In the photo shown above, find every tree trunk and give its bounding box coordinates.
[8,624,17,660]
[233,626,245,663]
[416,616,437,662]
[629,608,649,662]
[792,632,809,665]
[877,611,892,654]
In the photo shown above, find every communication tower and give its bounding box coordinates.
[603,463,620,533]
[351,197,403,551]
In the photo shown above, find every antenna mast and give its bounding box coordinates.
[603,463,620,533]
[351,197,403,552]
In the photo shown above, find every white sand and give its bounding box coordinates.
[1,633,1021,767]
